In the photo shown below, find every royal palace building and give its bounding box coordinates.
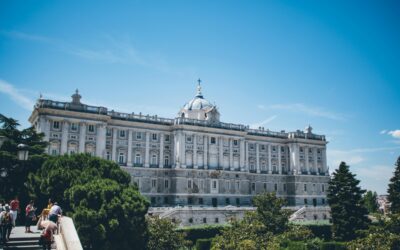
[29,83,330,225]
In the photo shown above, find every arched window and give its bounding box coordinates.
[164,155,169,166]
[118,152,125,164]
[151,154,157,165]
[135,154,141,164]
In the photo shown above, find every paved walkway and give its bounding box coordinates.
[1,226,56,249]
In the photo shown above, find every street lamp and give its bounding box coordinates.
[17,143,29,161]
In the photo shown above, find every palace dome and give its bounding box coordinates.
[178,80,220,122]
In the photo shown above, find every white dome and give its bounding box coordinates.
[184,96,213,110]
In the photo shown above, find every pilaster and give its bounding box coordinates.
[193,134,197,168]
[79,122,86,153]
[159,133,164,168]
[229,138,234,171]
[96,124,106,158]
[111,128,117,161]
[256,143,260,173]
[278,145,282,174]
[127,130,133,167]
[145,131,150,167]
[268,144,272,174]
[60,121,69,155]
[203,135,208,169]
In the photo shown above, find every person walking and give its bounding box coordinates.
[0,205,13,244]
[25,200,36,233]
[9,196,20,226]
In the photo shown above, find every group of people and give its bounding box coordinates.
[0,196,20,244]
[0,197,63,249]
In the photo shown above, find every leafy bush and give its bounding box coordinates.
[178,224,226,244]
[195,238,212,250]
[305,225,332,240]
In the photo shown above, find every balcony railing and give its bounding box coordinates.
[37,99,326,141]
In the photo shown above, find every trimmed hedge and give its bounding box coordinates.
[195,238,213,250]
[177,225,227,244]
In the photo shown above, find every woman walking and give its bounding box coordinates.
[25,200,36,233]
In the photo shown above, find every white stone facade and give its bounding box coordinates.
[29,85,330,224]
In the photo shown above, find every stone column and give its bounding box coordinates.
[96,124,106,158]
[240,139,245,171]
[245,141,249,172]
[313,147,318,173]
[79,122,86,153]
[127,130,133,167]
[256,143,260,173]
[40,117,50,141]
[278,145,282,174]
[180,132,186,168]
[229,138,234,171]
[111,128,117,161]
[304,146,310,174]
[268,144,272,174]
[60,121,69,155]
[322,148,327,173]
[145,131,150,167]
[203,135,208,169]
[219,137,224,169]
[159,133,164,168]
[295,144,300,175]
[193,134,197,169]
[173,132,179,168]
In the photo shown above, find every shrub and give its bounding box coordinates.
[305,225,332,240]
[195,238,212,250]
[178,224,226,244]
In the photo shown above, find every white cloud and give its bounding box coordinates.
[328,146,400,169]
[264,103,345,121]
[388,130,400,139]
[0,79,35,111]
[250,115,277,129]
[380,130,387,134]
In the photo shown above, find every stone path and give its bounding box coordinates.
[1,226,56,249]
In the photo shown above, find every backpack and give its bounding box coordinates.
[1,212,11,225]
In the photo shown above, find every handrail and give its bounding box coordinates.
[58,216,83,250]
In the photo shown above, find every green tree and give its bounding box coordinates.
[28,153,131,212]
[363,190,379,214]
[252,192,290,235]
[327,162,370,241]
[0,114,47,206]
[69,179,149,250]
[388,156,400,213]
[211,192,291,249]
[146,216,186,250]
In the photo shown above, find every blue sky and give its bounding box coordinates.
[1,0,399,194]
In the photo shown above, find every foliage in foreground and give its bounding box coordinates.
[146,216,187,250]
[211,192,312,249]
[29,154,149,250]
[327,162,370,241]
[0,114,47,205]
[388,156,400,214]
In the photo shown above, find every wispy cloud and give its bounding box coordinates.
[388,130,400,139]
[1,30,190,76]
[1,30,54,43]
[0,79,35,111]
[260,103,345,121]
[380,130,387,134]
[250,115,277,129]
[328,146,400,169]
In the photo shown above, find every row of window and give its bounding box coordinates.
[108,130,172,142]
[109,152,171,166]
[52,121,96,133]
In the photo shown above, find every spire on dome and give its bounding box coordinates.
[196,78,203,98]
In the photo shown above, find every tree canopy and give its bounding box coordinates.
[363,190,379,214]
[0,114,47,205]
[28,153,149,249]
[327,162,370,241]
[388,156,400,213]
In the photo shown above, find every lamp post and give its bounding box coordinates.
[17,144,29,161]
